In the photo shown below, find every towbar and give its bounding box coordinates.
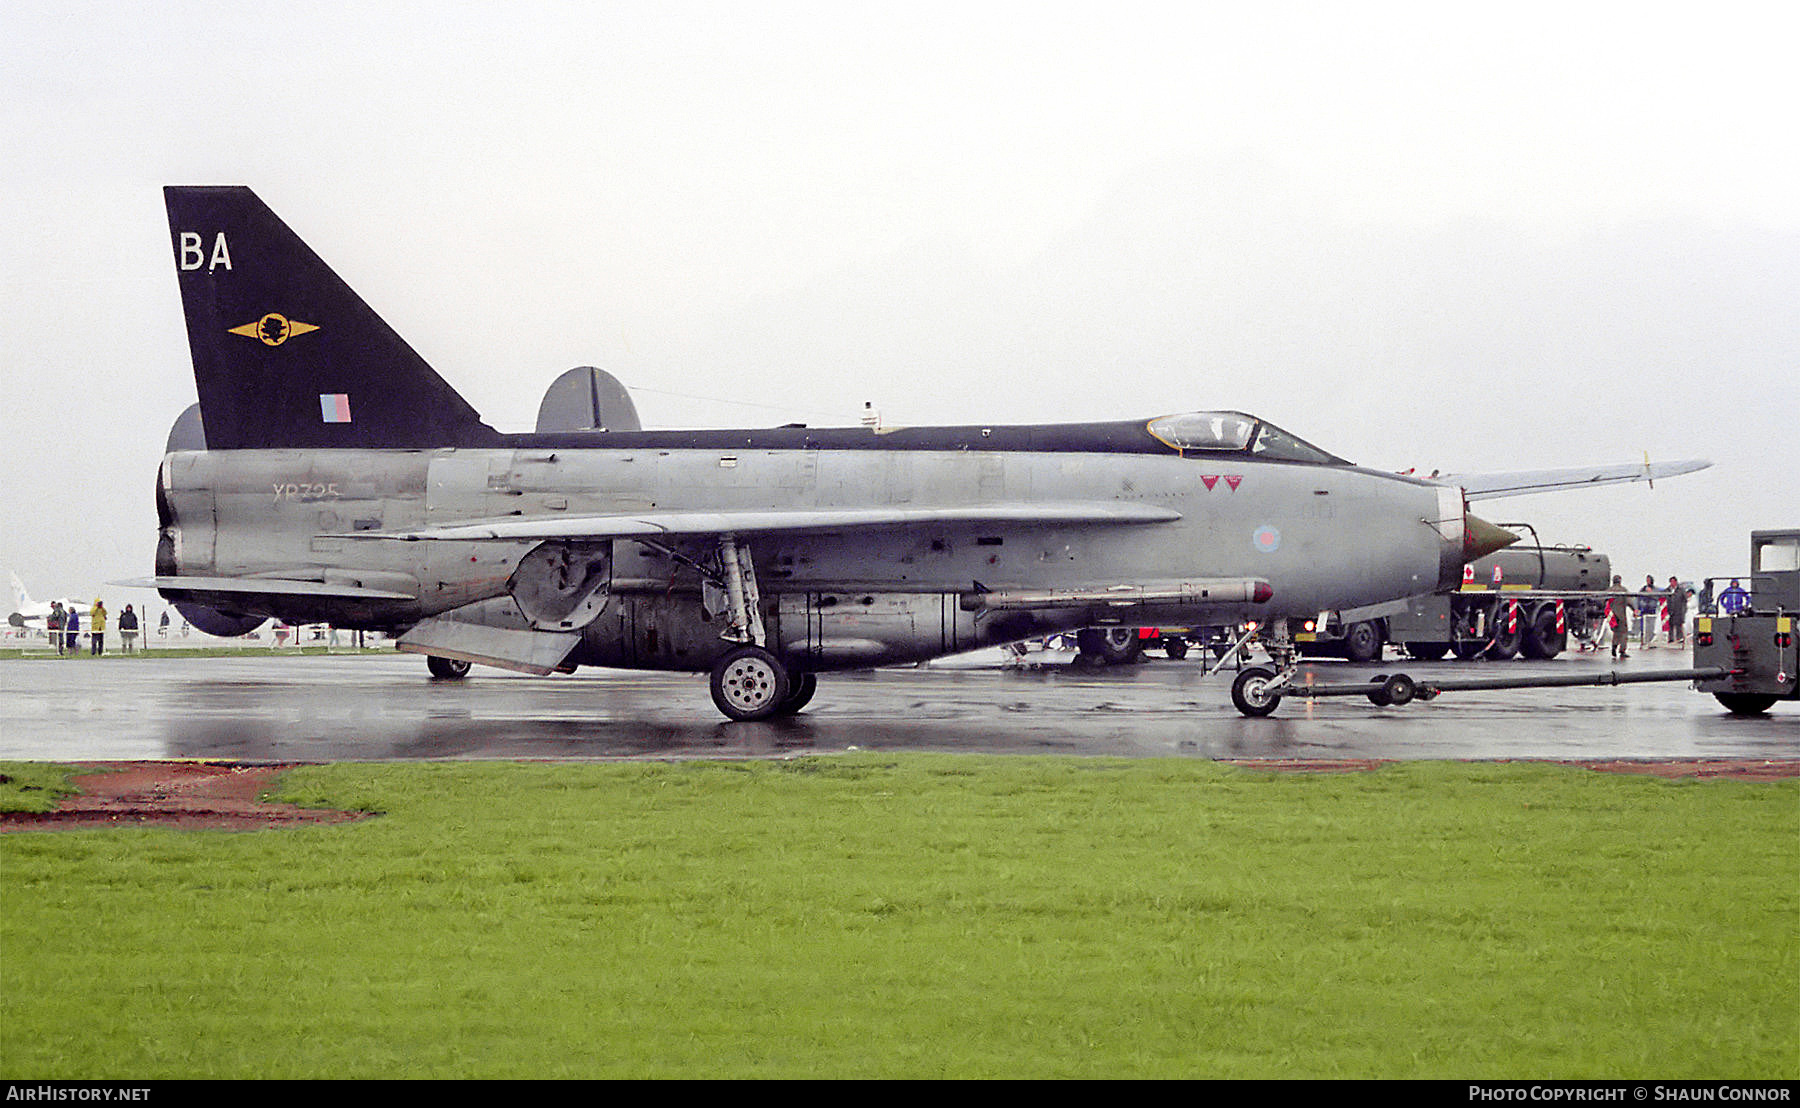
[1287,666,1734,708]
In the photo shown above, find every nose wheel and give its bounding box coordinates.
[1229,617,1298,717]
[1230,666,1284,717]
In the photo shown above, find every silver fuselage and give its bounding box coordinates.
[158,443,1464,672]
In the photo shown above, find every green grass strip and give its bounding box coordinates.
[2,756,1794,1078]
[0,764,83,814]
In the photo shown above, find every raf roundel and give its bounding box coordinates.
[1252,525,1282,554]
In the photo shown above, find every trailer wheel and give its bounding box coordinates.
[1367,676,1392,706]
[1381,673,1415,706]
[1161,636,1190,660]
[1231,666,1283,717]
[1715,692,1778,716]
[1365,673,1415,707]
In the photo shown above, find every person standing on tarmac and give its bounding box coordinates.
[119,604,138,653]
[89,599,106,656]
[1609,576,1630,659]
[47,601,64,656]
[1665,576,1689,646]
[63,605,79,654]
[1637,574,1659,648]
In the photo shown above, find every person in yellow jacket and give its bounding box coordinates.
[89,599,107,656]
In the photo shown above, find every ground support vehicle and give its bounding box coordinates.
[1071,626,1150,666]
[1228,529,1797,718]
[1297,540,1612,663]
[1072,625,1209,664]
[1231,661,1731,715]
[1692,529,1798,715]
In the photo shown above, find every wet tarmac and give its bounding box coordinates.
[2,646,1794,763]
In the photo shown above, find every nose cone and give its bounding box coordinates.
[1434,488,1519,593]
[1464,515,1519,563]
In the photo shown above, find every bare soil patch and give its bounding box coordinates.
[3,758,1794,832]
[0,761,370,832]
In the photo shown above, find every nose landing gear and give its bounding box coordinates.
[1228,618,1299,717]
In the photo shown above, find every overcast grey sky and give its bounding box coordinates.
[3,0,1795,611]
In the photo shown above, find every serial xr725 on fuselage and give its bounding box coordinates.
[131,186,1517,720]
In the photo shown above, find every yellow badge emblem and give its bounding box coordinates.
[228,313,320,346]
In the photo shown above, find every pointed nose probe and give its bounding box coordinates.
[1463,514,1518,562]
[1434,486,1518,592]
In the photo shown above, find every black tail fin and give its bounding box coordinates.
[164,186,500,449]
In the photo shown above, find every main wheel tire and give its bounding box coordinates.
[710,646,792,722]
[1230,666,1283,717]
[1077,627,1144,665]
[1486,622,1522,661]
[1343,621,1382,664]
[1521,607,1566,660]
[426,655,471,680]
[1162,637,1190,660]
[774,671,818,716]
[1715,692,1778,716]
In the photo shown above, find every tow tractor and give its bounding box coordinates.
[1692,529,1798,715]
[1227,529,1795,718]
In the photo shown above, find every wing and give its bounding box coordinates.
[330,502,1182,542]
[1438,458,1711,501]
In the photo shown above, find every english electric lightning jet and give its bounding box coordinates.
[126,187,1697,719]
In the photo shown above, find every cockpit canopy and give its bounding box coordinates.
[1147,412,1347,465]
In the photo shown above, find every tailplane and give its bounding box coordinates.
[163,186,500,449]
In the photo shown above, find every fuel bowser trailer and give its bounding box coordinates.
[1296,535,1612,663]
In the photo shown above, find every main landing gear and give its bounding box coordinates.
[705,536,815,722]
[709,645,816,721]
[426,654,471,680]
